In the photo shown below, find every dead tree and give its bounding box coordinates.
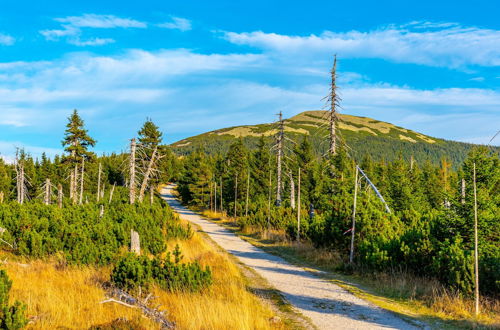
[15,154,28,205]
[245,171,250,217]
[349,166,359,263]
[150,185,154,205]
[214,180,217,213]
[130,230,140,255]
[79,158,85,205]
[97,162,102,202]
[69,171,74,201]
[220,177,223,213]
[73,165,78,204]
[276,111,284,205]
[234,175,238,217]
[138,146,158,203]
[290,171,295,210]
[57,184,63,208]
[109,182,116,204]
[473,162,480,315]
[328,55,339,155]
[0,192,3,204]
[297,167,301,241]
[43,178,51,205]
[129,138,137,204]
[461,178,466,205]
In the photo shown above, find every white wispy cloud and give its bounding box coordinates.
[40,14,146,46]
[0,33,15,45]
[55,14,146,28]
[158,17,192,31]
[0,47,498,161]
[223,21,500,68]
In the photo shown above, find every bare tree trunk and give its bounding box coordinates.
[58,183,63,208]
[97,162,102,202]
[109,182,116,204]
[130,230,140,255]
[69,171,74,201]
[138,146,158,203]
[214,180,217,214]
[150,185,154,205]
[79,158,85,205]
[297,168,301,241]
[234,175,238,217]
[129,138,137,204]
[461,178,466,205]
[349,166,359,263]
[220,177,223,213]
[245,171,250,217]
[329,55,338,155]
[276,112,284,204]
[73,165,78,204]
[19,164,25,205]
[267,165,271,229]
[473,163,480,316]
[290,171,295,210]
[44,178,51,205]
[0,192,3,204]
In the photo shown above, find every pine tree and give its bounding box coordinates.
[62,110,96,163]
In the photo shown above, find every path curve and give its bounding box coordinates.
[162,185,417,330]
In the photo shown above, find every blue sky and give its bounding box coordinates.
[0,0,499,160]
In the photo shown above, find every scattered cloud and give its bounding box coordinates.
[158,16,192,31]
[223,21,500,68]
[55,14,146,29]
[40,14,146,46]
[0,33,15,45]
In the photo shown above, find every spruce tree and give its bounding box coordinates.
[62,110,96,163]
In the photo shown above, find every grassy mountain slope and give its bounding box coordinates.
[171,110,492,167]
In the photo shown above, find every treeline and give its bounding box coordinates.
[0,110,208,297]
[171,128,492,170]
[178,136,499,297]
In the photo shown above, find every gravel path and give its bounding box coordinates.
[162,185,419,330]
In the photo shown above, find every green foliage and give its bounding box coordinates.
[0,187,191,265]
[0,270,27,329]
[179,141,499,297]
[111,245,212,293]
[62,109,96,163]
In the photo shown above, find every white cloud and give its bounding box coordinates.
[223,22,500,68]
[0,33,15,45]
[55,14,146,28]
[69,37,115,46]
[40,14,146,46]
[158,17,192,31]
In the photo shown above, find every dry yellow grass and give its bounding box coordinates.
[155,233,285,330]
[1,253,154,329]
[0,223,285,330]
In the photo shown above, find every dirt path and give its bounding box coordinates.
[162,185,419,330]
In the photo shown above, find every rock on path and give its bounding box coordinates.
[162,185,418,330]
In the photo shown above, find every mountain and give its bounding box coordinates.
[171,110,491,167]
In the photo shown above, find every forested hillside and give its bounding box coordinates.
[177,136,499,302]
[171,111,495,168]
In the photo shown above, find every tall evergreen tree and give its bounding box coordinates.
[62,110,96,163]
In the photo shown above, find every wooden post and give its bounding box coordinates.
[139,146,158,202]
[58,184,63,208]
[349,166,359,264]
[79,158,85,205]
[297,167,301,241]
[97,162,102,202]
[234,175,238,217]
[109,182,116,204]
[130,230,140,255]
[129,138,136,204]
[44,178,51,205]
[245,171,250,217]
[473,162,480,316]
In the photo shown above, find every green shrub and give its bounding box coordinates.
[0,270,27,329]
[111,245,212,293]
